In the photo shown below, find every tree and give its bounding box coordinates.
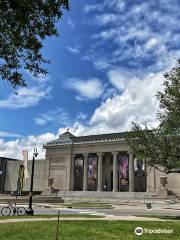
[0,0,69,88]
[127,60,180,174]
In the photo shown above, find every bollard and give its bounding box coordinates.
[56,210,60,240]
[146,203,152,209]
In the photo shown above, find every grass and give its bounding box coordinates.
[0,220,179,240]
[0,214,104,219]
[64,202,113,209]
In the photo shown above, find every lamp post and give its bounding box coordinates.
[26,148,38,215]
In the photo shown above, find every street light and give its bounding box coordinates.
[26,148,38,215]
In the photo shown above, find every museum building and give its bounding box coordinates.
[44,130,180,198]
[1,130,180,198]
[44,130,173,197]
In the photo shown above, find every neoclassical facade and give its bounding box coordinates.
[44,131,147,193]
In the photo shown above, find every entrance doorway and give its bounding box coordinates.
[74,157,83,191]
[134,159,147,192]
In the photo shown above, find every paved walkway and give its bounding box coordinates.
[0,215,174,224]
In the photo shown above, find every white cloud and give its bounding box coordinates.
[0,68,167,159]
[83,0,180,72]
[107,70,135,91]
[84,0,125,13]
[59,68,167,137]
[94,14,119,26]
[90,70,164,130]
[84,3,103,13]
[0,133,56,159]
[0,131,22,138]
[0,86,52,109]
[65,78,104,100]
[34,108,70,126]
[66,46,80,55]
[145,37,160,50]
[76,112,87,120]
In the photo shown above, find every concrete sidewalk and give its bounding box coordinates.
[32,201,180,211]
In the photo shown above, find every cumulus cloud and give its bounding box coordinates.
[65,78,104,100]
[0,133,56,160]
[0,68,167,159]
[0,86,52,109]
[90,70,164,129]
[34,108,70,126]
[59,68,167,136]
[107,70,134,91]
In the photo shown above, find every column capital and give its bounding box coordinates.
[97,152,104,156]
[127,150,133,155]
[111,151,118,156]
[82,153,88,158]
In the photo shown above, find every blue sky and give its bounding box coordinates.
[0,0,180,159]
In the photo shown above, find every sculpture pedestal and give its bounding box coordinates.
[158,187,168,198]
[158,176,168,198]
[41,187,52,196]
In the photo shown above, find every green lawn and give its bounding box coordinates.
[0,214,104,219]
[0,220,179,240]
[135,215,180,221]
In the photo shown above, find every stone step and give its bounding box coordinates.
[58,191,148,199]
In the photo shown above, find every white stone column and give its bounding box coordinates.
[97,152,103,192]
[129,152,134,192]
[112,152,118,192]
[83,153,88,191]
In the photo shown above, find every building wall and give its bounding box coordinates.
[45,141,130,192]
[45,141,180,197]
[146,167,180,197]
[46,145,72,191]
[4,159,46,193]
[0,158,7,193]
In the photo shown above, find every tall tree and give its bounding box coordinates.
[0,0,69,88]
[127,60,180,174]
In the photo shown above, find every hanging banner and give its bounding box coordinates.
[88,156,97,185]
[74,158,83,177]
[119,155,129,186]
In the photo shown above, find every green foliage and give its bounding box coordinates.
[0,0,69,88]
[127,60,180,173]
[157,60,180,132]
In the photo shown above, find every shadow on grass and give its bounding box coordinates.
[136,215,180,220]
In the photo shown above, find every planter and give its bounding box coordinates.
[160,176,168,188]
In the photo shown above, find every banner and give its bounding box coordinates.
[119,155,129,186]
[88,156,97,185]
[74,158,83,177]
